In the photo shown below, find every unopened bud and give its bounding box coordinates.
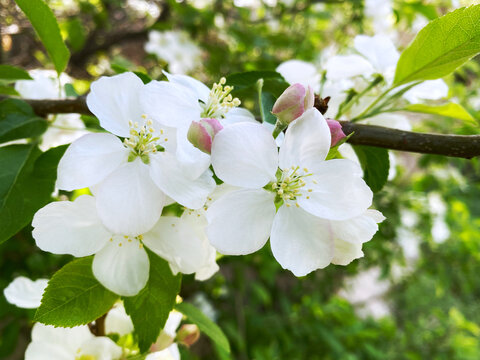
[272,83,314,125]
[187,118,223,154]
[176,324,200,348]
[326,119,346,147]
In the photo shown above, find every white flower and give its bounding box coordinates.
[148,311,183,360]
[325,54,375,81]
[25,323,122,360]
[105,303,134,337]
[276,60,321,92]
[14,69,87,150]
[140,73,247,177]
[145,30,202,74]
[32,195,217,296]
[353,34,399,82]
[331,209,385,265]
[3,276,48,309]
[402,79,449,103]
[57,72,215,235]
[15,69,70,99]
[207,108,375,276]
[143,210,219,281]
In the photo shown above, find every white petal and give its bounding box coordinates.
[164,72,211,102]
[79,337,123,360]
[206,189,276,255]
[331,209,385,244]
[325,55,374,81]
[25,342,72,360]
[298,159,373,220]
[175,129,211,179]
[27,323,93,358]
[105,304,134,336]
[222,107,257,126]
[87,72,145,137]
[56,133,129,191]
[141,80,201,129]
[3,277,48,309]
[163,311,183,337]
[92,236,149,296]
[149,152,215,209]
[402,79,448,103]
[331,239,364,266]
[279,108,331,170]
[353,35,399,75]
[92,159,165,236]
[143,215,215,276]
[270,205,334,276]
[146,344,180,360]
[211,122,278,188]
[32,195,111,257]
[262,121,284,147]
[276,60,321,92]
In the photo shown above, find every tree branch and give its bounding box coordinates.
[3,97,479,159]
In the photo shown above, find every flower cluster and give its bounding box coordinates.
[32,71,384,296]
[3,277,194,359]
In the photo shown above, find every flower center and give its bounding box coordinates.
[200,77,241,118]
[109,235,144,250]
[123,116,169,164]
[269,166,313,207]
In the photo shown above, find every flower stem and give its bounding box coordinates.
[272,122,286,139]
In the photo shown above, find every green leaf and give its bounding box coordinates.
[394,5,480,85]
[0,99,47,144]
[404,103,477,125]
[0,144,66,243]
[63,18,86,52]
[353,145,390,193]
[175,302,231,354]
[14,0,70,74]
[0,86,20,96]
[0,65,32,82]
[110,64,152,84]
[35,257,119,327]
[226,70,284,88]
[260,92,277,125]
[227,71,289,97]
[123,249,181,353]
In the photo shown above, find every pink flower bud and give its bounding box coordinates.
[272,83,314,125]
[326,119,346,147]
[176,324,200,348]
[187,118,223,154]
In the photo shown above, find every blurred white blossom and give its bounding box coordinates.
[145,31,202,74]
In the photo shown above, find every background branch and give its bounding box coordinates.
[4,97,479,159]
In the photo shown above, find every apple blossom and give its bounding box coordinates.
[271,83,314,126]
[145,30,202,74]
[207,107,378,276]
[3,276,48,309]
[32,195,218,296]
[14,69,88,151]
[25,323,122,360]
[56,72,216,235]
[140,73,248,176]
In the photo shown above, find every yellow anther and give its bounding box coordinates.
[124,235,129,239]
[295,203,300,208]
[308,189,313,192]
[142,114,147,119]
[119,243,122,247]
[303,168,309,173]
